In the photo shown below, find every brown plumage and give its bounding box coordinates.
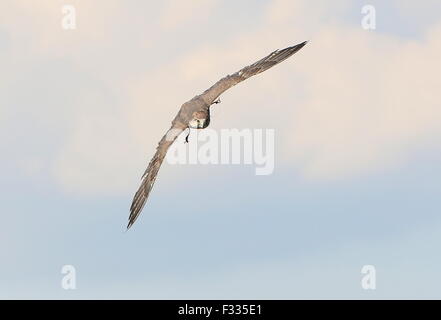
[127,41,307,229]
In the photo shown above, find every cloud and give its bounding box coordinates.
[0,0,123,55]
[288,23,441,179]
[265,0,348,34]
[160,0,218,30]
[2,0,441,195]
[54,0,441,191]
[52,92,139,195]
[145,0,441,181]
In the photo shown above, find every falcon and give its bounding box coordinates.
[128,41,307,229]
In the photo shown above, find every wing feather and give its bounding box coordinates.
[201,41,307,104]
[127,126,185,229]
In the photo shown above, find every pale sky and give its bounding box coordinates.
[1,1,441,299]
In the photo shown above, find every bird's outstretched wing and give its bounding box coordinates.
[128,125,185,229]
[201,41,307,104]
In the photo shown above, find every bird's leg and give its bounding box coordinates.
[185,128,190,143]
[213,97,221,105]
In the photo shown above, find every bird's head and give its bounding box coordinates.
[189,111,210,129]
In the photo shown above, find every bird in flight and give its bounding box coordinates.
[128,41,307,229]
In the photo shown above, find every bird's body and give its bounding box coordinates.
[174,96,210,129]
[128,41,307,229]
